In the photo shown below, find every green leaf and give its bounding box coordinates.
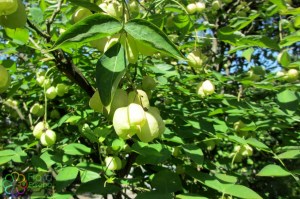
[63,143,92,156]
[124,19,184,59]
[242,48,254,62]
[276,90,299,111]
[56,167,79,191]
[176,194,208,199]
[230,13,260,31]
[269,0,288,11]
[265,4,278,16]
[151,170,182,193]
[246,138,270,151]
[281,7,300,15]
[96,43,126,106]
[94,127,112,142]
[228,135,247,145]
[278,50,291,67]
[257,164,291,177]
[80,170,100,183]
[76,162,104,173]
[40,151,56,168]
[52,14,122,49]
[186,168,225,193]
[276,150,300,159]
[65,115,82,124]
[5,28,29,45]
[51,193,73,199]
[29,7,44,24]
[0,156,12,165]
[186,168,262,199]
[80,125,98,143]
[217,27,241,45]
[277,90,298,103]
[0,149,16,156]
[132,142,171,165]
[68,0,102,12]
[279,31,300,48]
[223,184,263,199]
[215,173,238,184]
[12,147,27,163]
[238,35,280,50]
[182,144,204,165]
[31,156,48,171]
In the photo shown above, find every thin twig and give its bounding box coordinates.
[28,37,53,59]
[26,19,50,40]
[46,0,63,36]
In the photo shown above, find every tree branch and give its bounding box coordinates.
[51,49,95,97]
[26,19,50,40]
[117,140,137,178]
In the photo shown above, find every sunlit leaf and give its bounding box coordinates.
[52,14,122,49]
[257,164,291,177]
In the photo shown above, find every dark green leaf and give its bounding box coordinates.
[56,167,79,191]
[124,19,184,59]
[151,170,182,193]
[63,143,92,156]
[96,43,126,106]
[52,14,122,49]
[31,156,48,171]
[182,144,204,165]
[76,162,104,173]
[132,142,171,165]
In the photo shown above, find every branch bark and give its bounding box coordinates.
[51,49,95,97]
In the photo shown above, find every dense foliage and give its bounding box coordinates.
[0,0,300,198]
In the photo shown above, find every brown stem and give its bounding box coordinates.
[26,19,50,40]
[51,49,95,97]
[46,0,63,36]
[27,19,95,97]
